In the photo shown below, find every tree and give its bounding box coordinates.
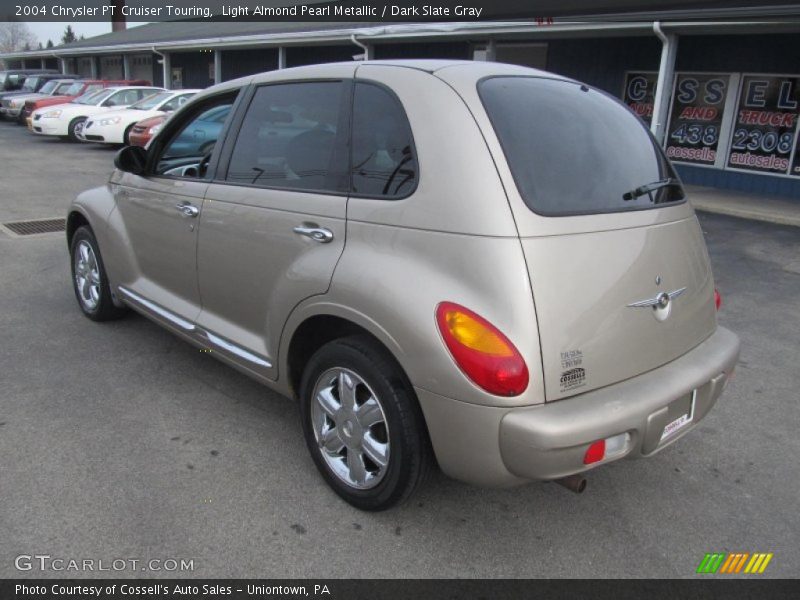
[46,39,54,48]
[0,22,38,53]
[62,25,77,45]
[37,42,43,49]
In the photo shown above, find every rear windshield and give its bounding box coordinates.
[478,76,685,216]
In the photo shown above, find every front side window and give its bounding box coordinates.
[225,81,347,193]
[479,76,685,216]
[155,96,236,176]
[351,82,417,198]
[21,77,40,92]
[54,82,73,94]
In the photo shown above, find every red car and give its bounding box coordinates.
[127,113,168,147]
[22,79,151,126]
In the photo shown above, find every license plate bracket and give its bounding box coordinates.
[660,390,697,442]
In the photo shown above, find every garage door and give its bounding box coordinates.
[130,54,154,82]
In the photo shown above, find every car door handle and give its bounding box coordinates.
[293,225,334,243]
[175,202,199,218]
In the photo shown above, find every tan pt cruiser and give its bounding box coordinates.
[67,60,741,510]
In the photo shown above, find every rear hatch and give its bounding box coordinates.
[476,75,717,401]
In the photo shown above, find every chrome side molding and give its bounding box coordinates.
[118,286,196,332]
[201,330,273,368]
[117,286,272,369]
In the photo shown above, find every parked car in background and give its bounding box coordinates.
[81,89,199,145]
[1,78,77,122]
[0,73,78,106]
[127,113,168,147]
[67,61,740,510]
[0,69,59,91]
[21,79,152,126]
[31,86,164,141]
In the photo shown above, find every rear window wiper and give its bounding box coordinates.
[623,178,681,202]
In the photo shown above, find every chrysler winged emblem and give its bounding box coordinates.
[627,287,687,321]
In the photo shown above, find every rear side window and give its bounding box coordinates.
[479,77,684,216]
[106,88,151,107]
[226,81,347,193]
[351,82,417,198]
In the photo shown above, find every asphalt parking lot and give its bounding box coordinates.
[1,122,798,579]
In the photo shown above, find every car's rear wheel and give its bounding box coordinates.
[67,117,87,142]
[70,226,127,321]
[299,335,432,511]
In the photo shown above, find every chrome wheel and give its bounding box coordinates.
[311,367,390,490]
[74,240,101,311]
[73,120,85,137]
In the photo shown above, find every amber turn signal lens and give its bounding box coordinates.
[436,302,529,396]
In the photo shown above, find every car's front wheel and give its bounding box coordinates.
[123,123,135,146]
[299,336,432,511]
[70,226,127,321]
[67,117,87,142]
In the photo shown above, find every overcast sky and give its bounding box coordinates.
[26,22,151,46]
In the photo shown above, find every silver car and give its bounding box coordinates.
[67,60,740,510]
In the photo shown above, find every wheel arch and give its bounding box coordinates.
[283,307,437,476]
[66,209,91,246]
[283,307,410,402]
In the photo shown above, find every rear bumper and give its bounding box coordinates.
[417,326,740,487]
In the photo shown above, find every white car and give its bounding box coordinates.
[81,89,199,145]
[30,86,164,141]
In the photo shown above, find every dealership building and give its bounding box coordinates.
[4,6,800,198]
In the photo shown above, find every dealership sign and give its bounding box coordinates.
[665,74,730,165]
[623,72,658,125]
[727,75,800,175]
[623,71,800,177]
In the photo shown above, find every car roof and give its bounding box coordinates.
[234,59,569,87]
[104,86,162,91]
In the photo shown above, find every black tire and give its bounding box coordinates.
[67,117,87,142]
[69,226,127,322]
[122,123,135,146]
[299,335,432,511]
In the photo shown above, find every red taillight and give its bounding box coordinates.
[714,288,722,311]
[435,302,529,396]
[583,439,606,465]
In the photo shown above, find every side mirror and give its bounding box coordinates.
[114,145,147,175]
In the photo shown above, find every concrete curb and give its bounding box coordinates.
[686,186,800,228]
[691,202,800,228]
